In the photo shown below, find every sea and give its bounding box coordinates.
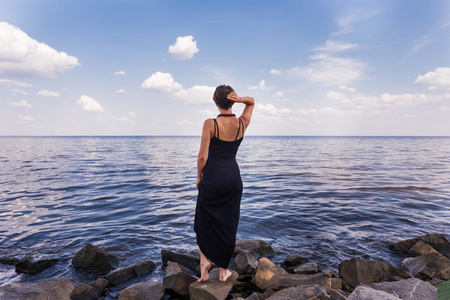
[0,136,449,288]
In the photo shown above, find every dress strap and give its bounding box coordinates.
[235,118,243,140]
[213,119,219,139]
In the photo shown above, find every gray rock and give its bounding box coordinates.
[330,289,349,300]
[72,243,119,273]
[347,285,400,300]
[266,284,330,300]
[88,278,109,294]
[252,257,288,290]
[117,280,164,300]
[0,278,74,300]
[428,278,444,287]
[0,256,20,265]
[331,277,343,290]
[70,283,98,300]
[338,258,411,288]
[368,278,437,300]
[234,240,275,259]
[407,241,439,257]
[165,261,195,276]
[293,261,318,274]
[106,260,156,286]
[266,272,332,293]
[161,249,200,274]
[231,251,258,275]
[402,253,450,280]
[189,268,239,300]
[163,270,198,298]
[388,233,450,258]
[281,255,309,273]
[15,256,59,275]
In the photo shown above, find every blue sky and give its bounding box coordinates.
[1,0,449,136]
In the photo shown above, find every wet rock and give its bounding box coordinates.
[0,256,20,265]
[347,285,400,299]
[331,277,343,290]
[245,289,276,300]
[70,283,98,300]
[117,280,164,300]
[165,260,195,276]
[15,256,59,275]
[266,272,332,293]
[189,268,238,300]
[388,233,450,258]
[402,253,450,280]
[281,255,309,273]
[161,249,200,274]
[407,240,439,257]
[428,278,444,287]
[368,278,437,300]
[252,257,288,290]
[0,278,74,299]
[72,243,119,273]
[106,260,156,286]
[338,258,411,288]
[234,240,275,259]
[89,278,109,295]
[266,284,330,300]
[330,289,349,300]
[231,251,258,275]
[293,261,318,274]
[163,268,198,299]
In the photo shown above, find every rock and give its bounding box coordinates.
[293,261,318,274]
[163,270,198,298]
[165,261,195,276]
[161,249,200,274]
[245,289,276,300]
[106,260,156,286]
[70,283,98,300]
[189,268,239,300]
[407,241,439,257]
[233,280,257,294]
[281,255,309,273]
[402,253,450,280]
[117,280,164,300]
[0,256,20,265]
[252,257,288,290]
[89,278,109,295]
[388,233,450,258]
[266,272,332,293]
[0,278,74,300]
[234,240,275,259]
[72,243,119,273]
[428,278,444,287]
[330,289,349,300]
[338,258,411,288]
[368,278,437,300]
[266,284,330,299]
[14,256,59,275]
[347,285,400,300]
[331,277,343,290]
[231,251,258,275]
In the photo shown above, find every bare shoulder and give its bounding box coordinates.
[203,118,214,128]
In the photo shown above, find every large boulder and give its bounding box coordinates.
[231,251,258,275]
[163,262,198,299]
[0,278,74,300]
[266,272,332,293]
[72,243,119,273]
[117,280,164,300]
[367,278,437,300]
[266,284,330,300]
[294,262,318,274]
[15,256,59,275]
[234,240,275,259]
[189,268,239,300]
[407,241,439,257]
[388,233,450,258]
[338,258,411,288]
[70,283,98,300]
[161,249,200,274]
[402,253,450,280]
[281,255,309,273]
[252,257,288,290]
[106,260,156,286]
[347,285,400,300]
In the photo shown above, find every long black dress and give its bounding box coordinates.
[194,118,244,268]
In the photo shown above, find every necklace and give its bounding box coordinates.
[217,113,236,117]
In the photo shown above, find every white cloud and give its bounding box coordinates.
[10,88,28,95]
[141,72,183,92]
[273,91,284,97]
[415,67,450,91]
[115,71,125,75]
[314,40,358,52]
[77,95,104,112]
[8,100,32,107]
[270,69,282,75]
[0,79,34,88]
[128,111,135,116]
[256,103,293,115]
[176,119,193,126]
[117,116,136,126]
[199,109,214,116]
[168,35,199,60]
[38,89,61,97]
[115,89,125,94]
[440,106,450,111]
[299,107,360,117]
[0,22,79,78]
[173,85,215,104]
[18,114,35,121]
[248,80,274,91]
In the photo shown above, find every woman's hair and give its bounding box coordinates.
[213,85,234,110]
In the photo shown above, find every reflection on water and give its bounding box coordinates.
[0,136,449,285]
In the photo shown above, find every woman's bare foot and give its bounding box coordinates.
[219,268,232,282]
[198,260,211,283]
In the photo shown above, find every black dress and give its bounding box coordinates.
[194,118,244,268]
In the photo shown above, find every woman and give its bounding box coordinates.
[194,85,254,282]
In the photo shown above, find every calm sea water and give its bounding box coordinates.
[0,136,449,286]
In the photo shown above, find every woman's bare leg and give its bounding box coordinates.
[219,267,232,282]
[198,250,211,283]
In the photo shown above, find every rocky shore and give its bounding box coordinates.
[0,233,449,299]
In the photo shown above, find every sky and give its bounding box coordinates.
[0,0,449,136]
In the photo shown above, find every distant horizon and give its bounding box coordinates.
[1,135,449,138]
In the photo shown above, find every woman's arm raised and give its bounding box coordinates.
[227,92,254,130]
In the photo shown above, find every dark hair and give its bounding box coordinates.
[213,85,234,110]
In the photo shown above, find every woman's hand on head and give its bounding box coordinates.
[227,92,240,103]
